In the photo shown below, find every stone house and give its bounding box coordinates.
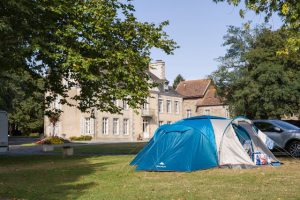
[176,79,229,118]
[44,61,228,141]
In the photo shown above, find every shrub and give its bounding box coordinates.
[69,135,93,141]
[36,136,65,145]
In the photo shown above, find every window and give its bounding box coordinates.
[186,109,192,118]
[204,109,210,115]
[225,108,230,118]
[142,98,149,111]
[84,117,91,134]
[112,100,118,107]
[143,119,149,133]
[123,119,129,135]
[167,121,171,124]
[174,101,180,114]
[53,97,61,109]
[158,99,163,113]
[83,117,94,135]
[166,100,171,113]
[123,100,129,110]
[254,122,277,132]
[113,118,119,135]
[159,121,163,126]
[102,118,109,135]
[272,120,299,130]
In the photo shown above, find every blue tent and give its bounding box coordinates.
[130,116,279,172]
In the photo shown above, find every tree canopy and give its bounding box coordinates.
[173,74,185,89]
[0,0,177,114]
[213,0,300,56]
[211,25,300,119]
[0,69,44,134]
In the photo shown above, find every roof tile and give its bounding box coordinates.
[197,86,224,106]
[176,79,211,98]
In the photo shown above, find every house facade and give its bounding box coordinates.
[176,79,229,118]
[44,61,228,141]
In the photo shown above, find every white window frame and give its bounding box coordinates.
[112,100,118,107]
[143,119,149,133]
[142,98,149,111]
[204,109,210,116]
[123,119,129,135]
[102,117,109,135]
[166,99,172,113]
[225,108,229,118]
[84,117,91,134]
[186,109,192,118]
[123,100,129,110]
[175,101,180,114]
[158,99,163,113]
[113,118,119,135]
[159,121,163,126]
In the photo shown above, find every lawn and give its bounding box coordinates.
[0,144,299,200]
[54,142,147,155]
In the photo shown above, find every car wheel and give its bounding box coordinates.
[287,141,300,157]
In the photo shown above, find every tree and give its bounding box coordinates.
[212,0,300,56]
[173,74,185,89]
[0,0,178,114]
[0,69,45,135]
[211,25,300,119]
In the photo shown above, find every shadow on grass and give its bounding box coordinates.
[55,142,147,156]
[0,155,115,200]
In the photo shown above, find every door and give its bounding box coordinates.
[143,119,150,139]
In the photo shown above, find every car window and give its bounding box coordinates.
[254,122,276,132]
[272,120,300,130]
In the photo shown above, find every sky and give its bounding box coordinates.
[132,0,283,83]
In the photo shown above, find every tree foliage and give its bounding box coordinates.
[173,74,185,89]
[0,0,177,114]
[0,70,44,134]
[212,0,300,56]
[211,25,300,119]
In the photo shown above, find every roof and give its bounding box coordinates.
[147,71,165,83]
[176,79,211,98]
[147,71,182,97]
[196,86,224,107]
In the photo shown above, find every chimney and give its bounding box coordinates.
[149,60,166,80]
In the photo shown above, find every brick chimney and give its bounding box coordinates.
[149,60,166,80]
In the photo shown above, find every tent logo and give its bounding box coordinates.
[156,162,166,168]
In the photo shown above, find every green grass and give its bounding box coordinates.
[0,147,299,200]
[20,143,38,147]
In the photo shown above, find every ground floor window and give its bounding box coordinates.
[84,118,91,134]
[82,117,94,135]
[159,121,163,126]
[143,119,150,139]
[204,109,211,116]
[113,118,119,135]
[123,119,129,135]
[102,117,109,135]
[186,109,192,118]
[225,108,230,118]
